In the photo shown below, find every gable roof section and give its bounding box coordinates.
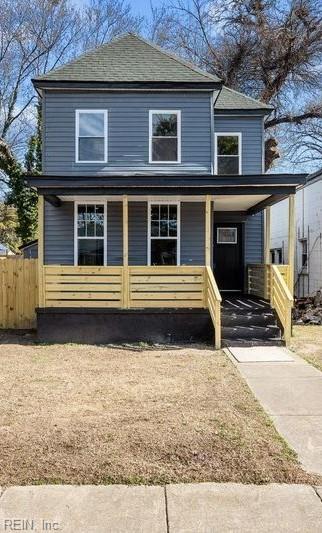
[215,86,272,112]
[34,33,220,86]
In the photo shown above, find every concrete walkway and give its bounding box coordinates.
[0,483,322,532]
[228,348,322,475]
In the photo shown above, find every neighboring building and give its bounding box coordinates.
[271,169,322,298]
[0,243,14,256]
[27,33,305,346]
[19,240,38,259]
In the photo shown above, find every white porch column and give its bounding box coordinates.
[288,194,295,295]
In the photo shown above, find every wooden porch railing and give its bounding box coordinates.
[205,266,222,349]
[270,265,293,345]
[42,264,222,347]
[248,263,293,344]
[129,266,205,308]
[44,266,123,307]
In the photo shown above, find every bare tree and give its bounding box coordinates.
[81,0,142,50]
[0,0,141,193]
[156,0,322,170]
[0,0,82,188]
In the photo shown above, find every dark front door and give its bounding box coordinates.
[213,223,244,291]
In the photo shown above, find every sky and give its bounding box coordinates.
[73,0,165,17]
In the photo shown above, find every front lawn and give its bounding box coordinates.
[291,325,322,372]
[0,332,319,486]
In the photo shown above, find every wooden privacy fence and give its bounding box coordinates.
[0,257,38,329]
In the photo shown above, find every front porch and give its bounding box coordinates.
[33,174,303,347]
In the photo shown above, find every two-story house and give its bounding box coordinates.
[29,33,306,347]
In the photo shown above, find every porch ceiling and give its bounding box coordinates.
[213,194,269,211]
[30,174,306,214]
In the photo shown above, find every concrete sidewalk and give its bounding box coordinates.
[0,483,322,532]
[229,349,322,475]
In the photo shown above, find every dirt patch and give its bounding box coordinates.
[291,326,322,372]
[0,331,319,486]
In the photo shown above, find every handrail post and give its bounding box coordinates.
[205,195,212,266]
[38,196,45,307]
[215,301,221,350]
[122,195,129,309]
[288,194,295,297]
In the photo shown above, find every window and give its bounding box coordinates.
[217,227,237,244]
[76,110,107,163]
[148,203,180,265]
[149,111,181,163]
[270,248,283,265]
[75,203,105,265]
[215,133,241,175]
[300,239,308,271]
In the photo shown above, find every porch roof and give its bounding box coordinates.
[27,173,306,215]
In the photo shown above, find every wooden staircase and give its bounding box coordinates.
[221,295,283,347]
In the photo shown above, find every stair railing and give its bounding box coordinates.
[270,265,293,345]
[205,266,222,349]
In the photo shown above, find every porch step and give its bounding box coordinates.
[222,325,281,340]
[221,295,283,347]
[222,312,275,327]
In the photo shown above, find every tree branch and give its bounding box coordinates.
[265,109,322,129]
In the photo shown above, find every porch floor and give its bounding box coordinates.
[221,294,283,347]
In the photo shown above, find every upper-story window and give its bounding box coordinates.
[215,133,241,175]
[149,110,181,163]
[76,110,108,163]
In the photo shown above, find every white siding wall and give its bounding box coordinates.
[271,181,322,297]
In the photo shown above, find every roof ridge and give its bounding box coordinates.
[129,33,220,83]
[35,32,221,83]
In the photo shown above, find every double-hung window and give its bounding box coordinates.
[75,203,106,265]
[148,202,180,265]
[76,110,108,163]
[149,111,181,163]
[215,133,241,174]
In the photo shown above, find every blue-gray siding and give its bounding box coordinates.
[44,200,207,266]
[245,212,263,264]
[44,201,74,265]
[129,202,147,265]
[214,115,263,174]
[181,203,205,265]
[106,202,122,265]
[43,92,213,175]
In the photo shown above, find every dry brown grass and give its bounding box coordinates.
[0,331,319,486]
[291,325,322,372]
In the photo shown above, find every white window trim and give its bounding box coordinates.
[74,201,107,266]
[147,201,181,266]
[214,132,242,175]
[217,227,238,245]
[75,109,108,164]
[149,110,181,164]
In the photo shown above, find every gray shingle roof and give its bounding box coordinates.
[35,33,221,84]
[215,86,272,111]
